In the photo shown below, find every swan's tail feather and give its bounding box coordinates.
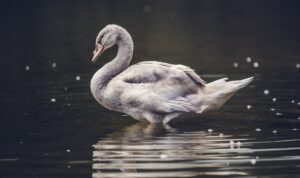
[225,77,254,92]
[205,77,253,94]
[200,76,254,112]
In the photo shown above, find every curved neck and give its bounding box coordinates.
[91,30,134,95]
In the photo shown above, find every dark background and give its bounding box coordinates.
[1,0,300,75]
[0,1,300,178]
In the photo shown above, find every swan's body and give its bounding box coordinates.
[91,24,253,123]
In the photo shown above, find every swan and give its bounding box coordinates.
[90,24,253,124]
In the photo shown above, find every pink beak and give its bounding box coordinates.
[92,43,104,63]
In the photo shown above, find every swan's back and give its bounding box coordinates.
[109,61,203,98]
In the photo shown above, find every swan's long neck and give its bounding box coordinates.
[91,29,134,97]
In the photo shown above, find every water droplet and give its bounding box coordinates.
[208,129,213,133]
[76,76,80,81]
[66,149,71,153]
[246,57,252,63]
[256,128,261,132]
[292,128,298,131]
[25,65,30,71]
[143,5,152,13]
[263,90,269,95]
[275,112,282,116]
[247,105,252,109]
[160,154,168,159]
[253,62,259,68]
[270,108,275,111]
[229,140,234,146]
[297,117,300,120]
[296,63,300,68]
[52,62,56,68]
[291,100,295,104]
[50,98,56,102]
[272,98,277,102]
[250,159,256,165]
[219,133,224,138]
[297,102,300,105]
[233,62,239,68]
[272,130,277,134]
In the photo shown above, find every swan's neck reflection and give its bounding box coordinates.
[93,122,250,178]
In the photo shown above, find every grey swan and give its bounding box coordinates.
[90,24,253,124]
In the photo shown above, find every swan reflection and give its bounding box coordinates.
[92,123,251,178]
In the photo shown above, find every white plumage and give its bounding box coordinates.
[90,24,253,123]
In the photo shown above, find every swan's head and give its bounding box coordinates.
[92,24,121,62]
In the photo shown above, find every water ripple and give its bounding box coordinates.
[92,123,300,178]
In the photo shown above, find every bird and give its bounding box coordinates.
[90,24,253,124]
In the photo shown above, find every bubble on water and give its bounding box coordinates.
[296,63,300,68]
[256,128,261,132]
[250,159,256,165]
[52,62,56,68]
[272,98,277,102]
[275,112,283,116]
[143,5,152,13]
[253,62,259,68]
[233,62,239,68]
[272,130,277,134]
[247,105,252,109]
[160,154,168,159]
[208,129,213,133]
[50,98,56,102]
[292,128,298,131]
[25,65,30,71]
[76,76,80,81]
[263,90,269,95]
[66,149,71,153]
[246,57,252,63]
[270,108,275,111]
[291,100,295,104]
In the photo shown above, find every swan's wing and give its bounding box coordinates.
[157,96,198,113]
[132,61,206,86]
[171,64,206,86]
[114,61,205,114]
[116,61,170,84]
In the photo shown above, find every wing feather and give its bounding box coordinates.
[137,61,205,86]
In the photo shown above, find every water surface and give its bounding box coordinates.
[0,0,300,178]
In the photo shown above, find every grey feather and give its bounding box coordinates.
[90,24,253,123]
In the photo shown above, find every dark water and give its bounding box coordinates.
[1,0,300,177]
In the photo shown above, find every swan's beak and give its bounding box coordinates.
[92,43,104,63]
